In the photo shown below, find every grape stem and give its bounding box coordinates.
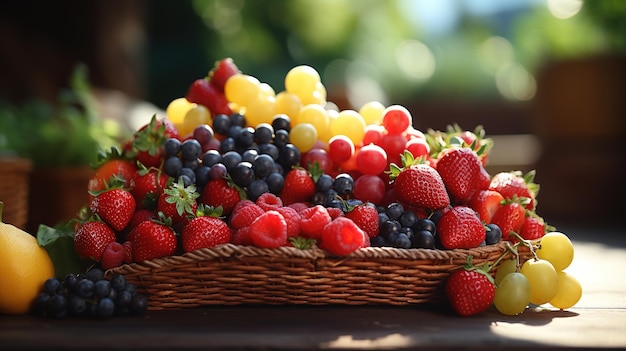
[508,231,539,260]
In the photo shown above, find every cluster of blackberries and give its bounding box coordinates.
[34,268,147,319]
[162,113,301,201]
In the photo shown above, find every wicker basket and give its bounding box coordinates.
[108,241,535,310]
[0,157,32,229]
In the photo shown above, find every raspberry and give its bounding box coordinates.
[326,207,344,220]
[298,205,332,240]
[275,206,301,238]
[249,210,288,248]
[287,202,309,213]
[320,217,366,256]
[229,201,265,229]
[232,226,253,246]
[256,192,283,211]
[101,242,125,270]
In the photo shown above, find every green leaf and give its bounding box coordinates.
[37,224,85,278]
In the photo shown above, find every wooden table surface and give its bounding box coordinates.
[1,223,624,350]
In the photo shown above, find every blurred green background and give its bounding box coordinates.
[1,0,624,225]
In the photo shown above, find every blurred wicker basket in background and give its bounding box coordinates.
[0,157,32,229]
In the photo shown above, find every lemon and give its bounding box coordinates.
[0,202,55,314]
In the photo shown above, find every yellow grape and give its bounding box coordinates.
[495,259,518,285]
[549,271,582,310]
[290,123,318,153]
[224,74,261,107]
[166,97,195,127]
[275,91,302,121]
[299,90,326,106]
[180,104,211,137]
[536,232,574,271]
[259,82,276,97]
[494,272,531,316]
[297,104,329,134]
[285,65,321,98]
[359,101,386,125]
[244,95,277,128]
[520,258,559,305]
[329,110,366,146]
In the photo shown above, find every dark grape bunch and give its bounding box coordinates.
[162,113,301,201]
[34,268,148,319]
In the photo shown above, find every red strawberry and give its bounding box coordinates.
[468,189,504,224]
[446,263,495,317]
[130,168,169,210]
[74,221,117,261]
[475,165,491,191]
[208,58,241,92]
[345,203,379,238]
[157,178,199,226]
[199,178,243,216]
[126,220,177,262]
[186,78,232,116]
[255,192,283,211]
[275,206,301,238]
[491,199,526,241]
[229,201,265,229]
[437,206,485,249]
[436,147,482,203]
[388,151,450,210]
[489,170,538,211]
[122,240,133,264]
[298,205,332,240]
[130,115,179,168]
[90,188,136,232]
[181,215,231,252]
[320,217,366,256]
[126,208,158,234]
[520,214,547,241]
[249,210,288,248]
[280,168,316,205]
[101,241,125,270]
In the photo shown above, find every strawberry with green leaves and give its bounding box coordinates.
[491,197,527,241]
[446,257,496,317]
[129,115,179,168]
[89,186,136,233]
[388,151,450,211]
[520,214,552,241]
[437,206,485,249]
[345,202,379,239]
[199,177,244,216]
[125,217,177,262]
[130,166,169,210]
[157,177,200,226]
[181,205,231,252]
[186,78,232,117]
[280,167,317,205]
[489,170,538,211]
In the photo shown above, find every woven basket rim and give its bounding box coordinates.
[109,242,512,274]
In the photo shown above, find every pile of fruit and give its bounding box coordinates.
[33,58,581,318]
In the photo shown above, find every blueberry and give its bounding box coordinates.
[258,142,279,161]
[399,210,419,229]
[230,112,247,127]
[75,279,95,299]
[278,143,300,170]
[315,173,334,193]
[219,137,236,154]
[254,123,274,144]
[241,149,259,164]
[212,114,231,135]
[202,149,222,167]
[231,162,255,187]
[177,167,196,186]
[208,163,228,180]
[391,232,412,249]
[130,294,149,315]
[195,166,211,189]
[273,129,290,148]
[485,223,502,245]
[180,139,202,161]
[252,154,275,179]
[247,179,269,202]
[411,230,435,249]
[163,138,181,157]
[379,219,401,238]
[414,218,437,235]
[110,274,127,291]
[47,294,68,318]
[386,202,404,220]
[164,156,183,177]
[97,298,115,318]
[235,127,255,149]
[333,173,354,196]
[44,278,62,294]
[67,295,87,316]
[86,268,104,281]
[265,172,284,195]
[94,280,111,298]
[222,151,242,171]
[271,114,291,132]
